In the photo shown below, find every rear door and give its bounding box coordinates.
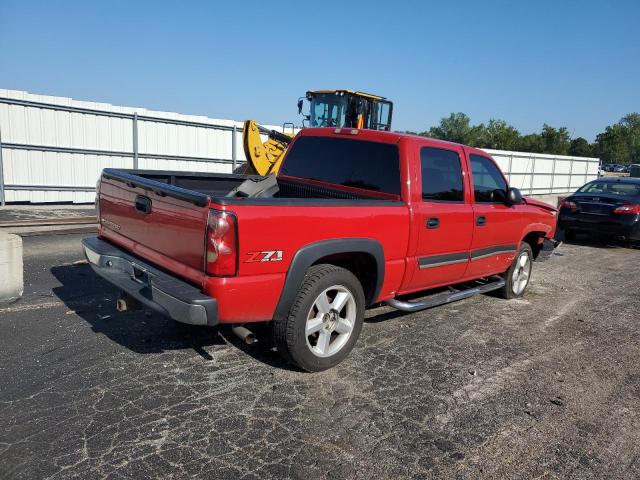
[466,153,521,278]
[406,145,474,291]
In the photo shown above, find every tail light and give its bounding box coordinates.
[95,177,101,223]
[560,199,577,211]
[206,210,238,276]
[613,204,640,214]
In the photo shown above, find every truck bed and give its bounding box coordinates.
[102,169,401,206]
[97,169,405,284]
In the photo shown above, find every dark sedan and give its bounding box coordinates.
[559,178,640,242]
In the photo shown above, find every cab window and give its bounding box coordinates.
[421,147,464,202]
[281,136,401,196]
[470,154,507,203]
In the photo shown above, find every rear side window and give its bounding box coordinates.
[470,154,507,203]
[280,136,401,196]
[420,147,464,202]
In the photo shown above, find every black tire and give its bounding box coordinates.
[564,228,576,241]
[273,264,365,372]
[499,242,533,299]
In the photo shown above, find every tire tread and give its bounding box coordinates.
[273,264,364,372]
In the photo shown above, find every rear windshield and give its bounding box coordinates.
[578,181,640,197]
[280,136,401,196]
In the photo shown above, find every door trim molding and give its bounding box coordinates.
[417,243,518,268]
[470,244,518,261]
[418,252,469,269]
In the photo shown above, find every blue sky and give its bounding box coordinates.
[1,0,638,140]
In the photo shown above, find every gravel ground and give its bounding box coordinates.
[1,233,639,479]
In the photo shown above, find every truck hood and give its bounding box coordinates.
[523,196,557,213]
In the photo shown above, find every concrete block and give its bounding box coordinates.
[0,232,24,304]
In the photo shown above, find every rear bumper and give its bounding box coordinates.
[537,238,561,262]
[82,236,218,326]
[559,212,640,240]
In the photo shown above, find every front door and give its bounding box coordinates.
[466,153,521,278]
[406,145,474,291]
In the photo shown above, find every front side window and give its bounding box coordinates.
[470,154,507,203]
[420,147,464,202]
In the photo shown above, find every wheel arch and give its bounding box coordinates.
[273,238,385,320]
[521,229,549,260]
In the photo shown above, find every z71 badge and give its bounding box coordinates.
[245,250,283,263]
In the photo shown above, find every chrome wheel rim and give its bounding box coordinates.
[511,251,531,295]
[305,285,356,358]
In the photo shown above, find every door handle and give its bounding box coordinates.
[426,217,440,229]
[476,216,486,226]
[134,195,152,214]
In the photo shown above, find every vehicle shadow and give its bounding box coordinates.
[555,228,637,250]
[50,263,297,368]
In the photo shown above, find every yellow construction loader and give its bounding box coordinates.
[241,90,393,175]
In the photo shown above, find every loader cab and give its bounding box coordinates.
[301,90,393,131]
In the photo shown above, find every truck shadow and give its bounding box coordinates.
[556,228,638,250]
[50,263,227,360]
[49,263,297,369]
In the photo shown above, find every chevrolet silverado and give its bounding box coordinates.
[83,128,558,371]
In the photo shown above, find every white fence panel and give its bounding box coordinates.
[0,89,600,204]
[482,149,600,195]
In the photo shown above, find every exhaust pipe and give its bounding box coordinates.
[232,325,257,345]
[116,292,141,312]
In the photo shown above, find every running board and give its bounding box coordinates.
[385,276,506,312]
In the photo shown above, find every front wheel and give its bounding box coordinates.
[273,264,365,372]
[499,243,533,299]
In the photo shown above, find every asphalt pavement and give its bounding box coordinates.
[1,233,639,479]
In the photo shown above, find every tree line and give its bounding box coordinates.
[410,112,640,164]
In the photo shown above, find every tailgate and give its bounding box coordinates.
[98,170,210,272]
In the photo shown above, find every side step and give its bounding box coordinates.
[385,276,506,312]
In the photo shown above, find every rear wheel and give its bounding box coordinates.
[273,264,365,372]
[499,243,533,299]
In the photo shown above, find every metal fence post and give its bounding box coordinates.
[550,157,556,194]
[0,126,5,206]
[507,154,513,183]
[568,157,574,192]
[584,161,588,185]
[529,154,536,195]
[232,125,237,171]
[132,112,139,169]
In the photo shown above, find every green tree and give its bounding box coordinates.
[422,112,483,145]
[476,119,520,150]
[540,124,571,155]
[595,123,632,164]
[417,112,640,161]
[517,133,545,153]
[568,137,593,157]
[620,113,640,163]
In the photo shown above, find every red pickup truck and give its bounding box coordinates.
[83,128,558,371]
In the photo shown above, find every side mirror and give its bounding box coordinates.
[297,99,304,115]
[505,187,523,206]
[491,188,506,203]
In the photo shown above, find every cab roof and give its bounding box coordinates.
[306,89,387,101]
[297,127,473,150]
